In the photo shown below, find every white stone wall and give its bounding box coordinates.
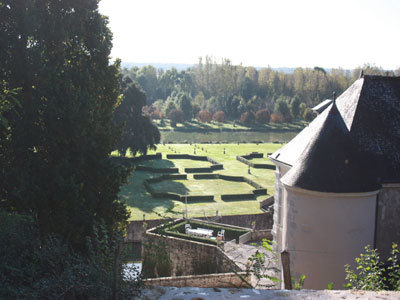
[282,186,378,289]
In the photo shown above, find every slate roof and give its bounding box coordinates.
[312,99,333,114]
[270,75,400,192]
[281,102,380,193]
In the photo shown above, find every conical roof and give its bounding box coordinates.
[271,75,400,185]
[281,102,380,193]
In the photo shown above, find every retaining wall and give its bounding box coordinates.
[126,212,273,243]
[143,272,251,288]
[142,226,238,278]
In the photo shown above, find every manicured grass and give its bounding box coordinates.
[152,178,254,197]
[154,119,307,132]
[119,143,283,220]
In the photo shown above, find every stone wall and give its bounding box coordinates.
[142,229,237,278]
[143,272,250,288]
[375,185,400,259]
[126,212,273,243]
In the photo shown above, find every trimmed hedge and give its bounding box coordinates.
[185,167,213,173]
[144,173,267,203]
[193,174,218,179]
[221,193,255,201]
[135,165,179,173]
[236,152,275,169]
[166,154,223,171]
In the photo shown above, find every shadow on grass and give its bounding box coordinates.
[138,158,176,169]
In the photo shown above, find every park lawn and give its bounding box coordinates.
[154,119,307,132]
[120,143,283,220]
[152,178,255,196]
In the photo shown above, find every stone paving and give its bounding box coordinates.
[137,286,400,300]
[223,240,279,288]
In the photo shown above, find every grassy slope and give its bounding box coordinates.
[119,143,283,220]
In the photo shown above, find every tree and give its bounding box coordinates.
[290,95,301,119]
[114,76,160,156]
[0,0,129,253]
[164,99,177,117]
[213,111,226,123]
[175,92,193,120]
[168,109,185,125]
[197,110,212,123]
[303,107,315,121]
[240,111,255,125]
[274,97,291,122]
[255,109,270,124]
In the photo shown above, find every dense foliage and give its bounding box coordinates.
[122,57,398,123]
[345,243,400,291]
[0,0,139,297]
[114,76,160,156]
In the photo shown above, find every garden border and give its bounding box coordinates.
[166,154,223,173]
[236,152,275,169]
[144,173,267,202]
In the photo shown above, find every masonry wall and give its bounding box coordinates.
[127,212,273,243]
[375,184,400,259]
[142,231,237,278]
[143,272,250,288]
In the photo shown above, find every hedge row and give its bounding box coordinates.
[166,154,223,171]
[144,173,267,203]
[144,175,215,202]
[221,193,255,201]
[184,164,222,173]
[135,165,179,173]
[110,153,162,167]
[166,154,208,161]
[236,152,275,169]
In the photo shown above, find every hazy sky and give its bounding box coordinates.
[99,0,400,70]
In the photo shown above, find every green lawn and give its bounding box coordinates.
[154,119,307,132]
[119,143,283,220]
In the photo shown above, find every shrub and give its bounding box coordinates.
[240,111,255,124]
[213,111,226,123]
[255,109,270,124]
[168,109,185,124]
[270,112,284,123]
[151,109,163,120]
[303,107,315,121]
[197,110,212,123]
[344,243,400,291]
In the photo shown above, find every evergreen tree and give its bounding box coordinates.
[114,76,160,156]
[0,0,129,251]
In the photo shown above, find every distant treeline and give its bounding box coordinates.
[122,57,399,123]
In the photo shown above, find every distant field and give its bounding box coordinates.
[118,143,282,221]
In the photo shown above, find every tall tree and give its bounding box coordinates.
[0,0,129,251]
[114,76,160,156]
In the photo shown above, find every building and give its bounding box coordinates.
[269,75,400,289]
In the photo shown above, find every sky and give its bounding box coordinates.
[98,0,400,70]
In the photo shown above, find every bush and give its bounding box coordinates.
[344,243,400,291]
[270,112,284,123]
[303,107,315,121]
[168,109,185,124]
[255,109,270,124]
[151,109,163,120]
[0,211,141,299]
[240,111,255,124]
[197,110,212,123]
[213,111,226,123]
